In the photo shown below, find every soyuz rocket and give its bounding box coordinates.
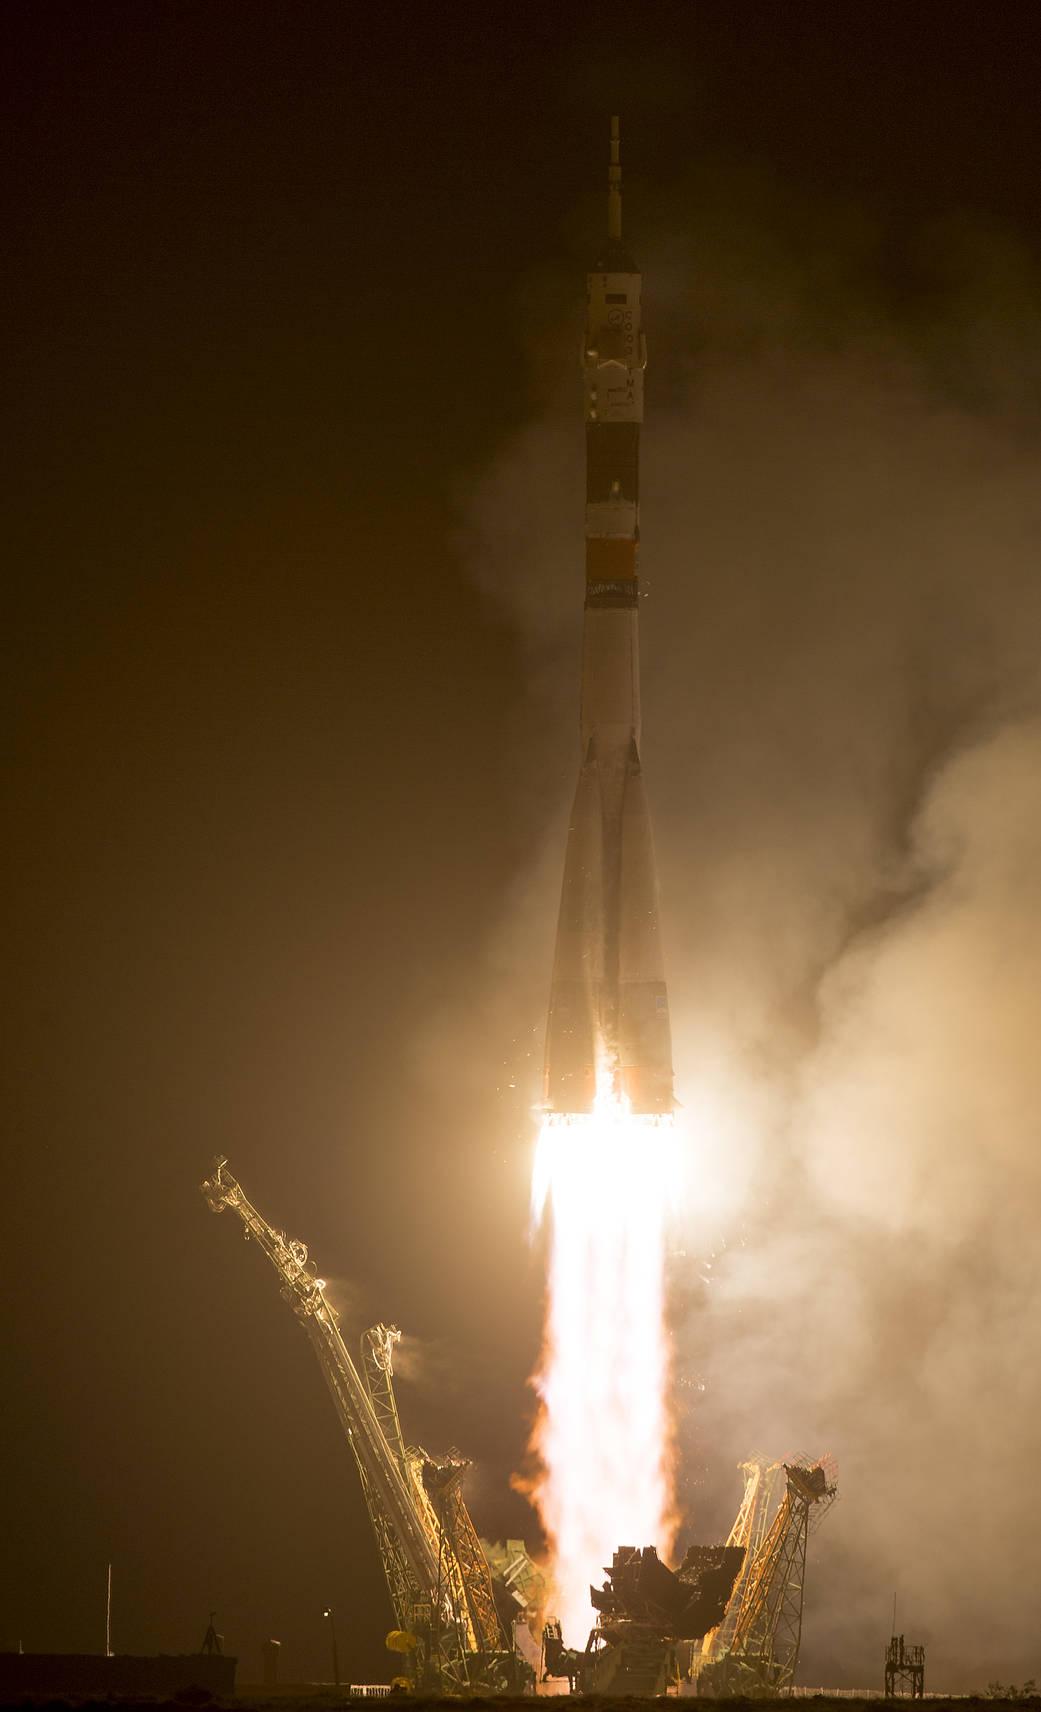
[543,119,674,1117]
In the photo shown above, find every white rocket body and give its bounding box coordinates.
[543,125,673,1116]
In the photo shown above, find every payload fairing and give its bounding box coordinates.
[543,119,673,1117]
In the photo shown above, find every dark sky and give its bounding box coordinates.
[5,0,1041,1689]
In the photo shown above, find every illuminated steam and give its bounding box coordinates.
[460,170,1041,1685]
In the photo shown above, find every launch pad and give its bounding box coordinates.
[202,1157,836,1697]
[202,1156,540,1696]
[198,121,839,1700]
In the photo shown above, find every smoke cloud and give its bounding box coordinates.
[457,166,1041,1689]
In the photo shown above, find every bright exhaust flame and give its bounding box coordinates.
[530,1086,677,1647]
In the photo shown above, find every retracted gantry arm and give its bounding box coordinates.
[200,1156,526,1692]
[200,1156,445,1628]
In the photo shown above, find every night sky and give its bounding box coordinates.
[5,1,1041,1691]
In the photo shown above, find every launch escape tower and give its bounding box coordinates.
[200,1158,534,1694]
[543,115,673,1115]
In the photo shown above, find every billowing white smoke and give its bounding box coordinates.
[461,171,1041,1688]
[803,714,1041,1233]
[676,710,1041,1687]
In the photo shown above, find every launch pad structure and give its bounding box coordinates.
[197,121,840,1700]
[885,1635,926,1699]
[203,1156,836,1698]
[201,1157,540,1696]
[694,1460,838,1696]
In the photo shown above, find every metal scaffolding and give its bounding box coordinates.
[885,1634,925,1698]
[200,1157,529,1693]
[698,1459,837,1696]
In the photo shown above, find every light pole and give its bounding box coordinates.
[323,1607,340,1688]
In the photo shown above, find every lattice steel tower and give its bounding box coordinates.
[200,1157,521,1693]
[700,1460,837,1695]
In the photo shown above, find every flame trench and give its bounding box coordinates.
[531,1092,676,1645]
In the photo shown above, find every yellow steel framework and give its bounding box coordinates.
[200,1157,521,1693]
[699,1457,783,1666]
[699,1459,836,1696]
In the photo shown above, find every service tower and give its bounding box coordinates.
[543,118,673,1116]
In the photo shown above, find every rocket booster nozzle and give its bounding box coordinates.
[608,114,622,241]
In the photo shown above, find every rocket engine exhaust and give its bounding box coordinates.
[530,118,677,1648]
